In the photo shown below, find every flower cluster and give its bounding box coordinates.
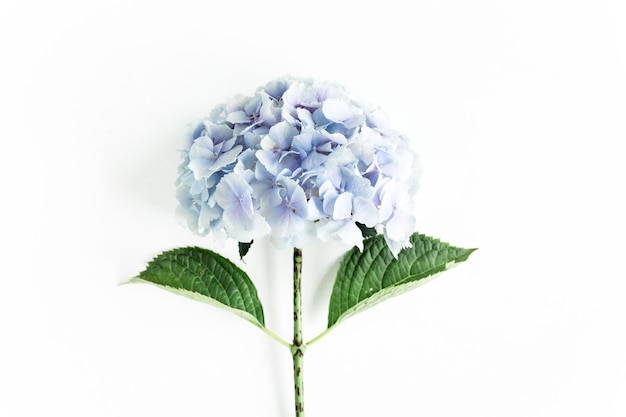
[176,77,420,256]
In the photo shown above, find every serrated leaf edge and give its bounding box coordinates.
[327,233,476,329]
[127,276,265,330]
[327,259,460,331]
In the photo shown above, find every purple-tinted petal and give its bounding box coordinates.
[214,174,253,211]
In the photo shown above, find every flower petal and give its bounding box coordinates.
[226,110,250,124]
[268,121,299,149]
[333,192,353,220]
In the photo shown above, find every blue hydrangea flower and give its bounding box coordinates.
[176,77,420,256]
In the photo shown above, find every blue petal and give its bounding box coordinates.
[285,180,308,215]
[385,210,415,242]
[244,94,262,115]
[226,110,250,124]
[334,221,364,249]
[213,173,253,211]
[307,197,326,221]
[352,196,378,227]
[264,79,289,100]
[301,151,327,170]
[322,98,355,123]
[268,121,299,149]
[332,192,353,220]
[211,145,242,172]
[207,123,234,143]
[256,149,281,175]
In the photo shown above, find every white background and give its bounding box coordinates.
[1,0,625,416]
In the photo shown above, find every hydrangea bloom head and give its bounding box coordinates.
[176,77,420,256]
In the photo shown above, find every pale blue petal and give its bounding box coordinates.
[225,94,248,113]
[287,217,316,247]
[256,149,281,175]
[199,203,222,229]
[268,208,315,248]
[312,108,330,127]
[321,130,348,145]
[287,181,308,215]
[316,219,362,249]
[244,94,262,115]
[243,132,263,148]
[189,177,207,196]
[384,236,406,259]
[188,158,213,180]
[254,160,273,181]
[207,124,234,143]
[321,188,339,215]
[352,196,378,227]
[385,210,415,242]
[213,174,253,210]
[307,197,326,221]
[301,151,327,170]
[291,131,313,154]
[296,108,315,128]
[211,145,242,171]
[189,136,215,154]
[283,81,319,108]
[192,123,206,140]
[268,121,298,149]
[334,221,364,249]
[322,98,355,123]
[333,192,353,220]
[226,110,250,124]
[264,79,289,100]
[224,210,269,242]
[259,95,280,125]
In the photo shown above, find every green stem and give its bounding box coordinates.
[258,325,291,349]
[292,247,305,417]
[305,326,333,348]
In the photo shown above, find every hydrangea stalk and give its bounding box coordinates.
[291,248,305,417]
[130,76,475,417]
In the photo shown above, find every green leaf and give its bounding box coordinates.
[128,247,265,328]
[238,241,253,260]
[356,222,377,239]
[327,233,476,329]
